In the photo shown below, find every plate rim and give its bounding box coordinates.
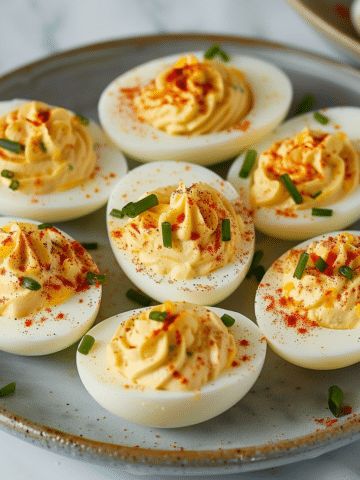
[288,0,360,58]
[1,32,360,470]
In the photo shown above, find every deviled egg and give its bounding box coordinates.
[98,50,292,165]
[228,107,360,240]
[352,0,360,35]
[107,161,255,305]
[0,99,127,222]
[0,217,103,356]
[77,301,266,428]
[255,230,360,369]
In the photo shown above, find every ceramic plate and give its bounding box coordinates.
[0,34,360,476]
[288,0,360,63]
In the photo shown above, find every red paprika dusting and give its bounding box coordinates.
[37,110,50,123]
[239,339,249,347]
[56,313,65,320]
[24,319,32,327]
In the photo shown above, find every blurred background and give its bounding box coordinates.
[0,0,347,75]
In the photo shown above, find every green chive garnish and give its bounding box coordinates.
[0,382,16,397]
[122,194,159,218]
[78,335,95,355]
[221,219,231,241]
[252,265,265,282]
[21,277,41,291]
[204,44,230,62]
[38,223,53,230]
[221,314,235,327]
[311,191,322,199]
[126,288,152,306]
[295,94,315,114]
[293,252,309,279]
[312,208,333,217]
[328,385,343,418]
[0,138,24,154]
[314,111,329,125]
[110,208,125,219]
[239,149,257,178]
[339,265,354,280]
[161,222,172,248]
[280,174,303,204]
[315,256,328,273]
[39,141,47,153]
[246,250,264,278]
[75,113,90,126]
[86,272,106,285]
[1,169,14,179]
[149,310,168,322]
[81,242,98,250]
[9,179,19,190]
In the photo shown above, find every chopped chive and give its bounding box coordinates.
[78,334,95,355]
[0,382,16,397]
[122,194,159,218]
[204,44,230,62]
[280,174,303,204]
[246,250,264,278]
[0,138,24,154]
[239,149,257,178]
[81,242,98,250]
[86,272,106,285]
[314,111,329,125]
[149,310,168,322]
[38,223,53,230]
[315,256,328,273]
[9,179,19,190]
[293,252,309,279]
[311,190,322,199]
[126,288,152,306]
[110,208,125,219]
[221,313,235,327]
[221,218,231,241]
[339,265,354,280]
[328,385,343,418]
[75,113,90,126]
[21,277,41,291]
[295,94,315,114]
[1,169,14,179]
[68,164,74,171]
[161,222,172,248]
[252,265,265,282]
[312,208,333,217]
[39,141,47,152]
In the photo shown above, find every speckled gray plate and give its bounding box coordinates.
[0,34,360,476]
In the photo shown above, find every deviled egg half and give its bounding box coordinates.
[107,161,255,305]
[228,107,360,240]
[98,50,292,165]
[77,301,266,428]
[0,217,103,356]
[352,0,360,35]
[0,99,127,222]
[255,230,360,369]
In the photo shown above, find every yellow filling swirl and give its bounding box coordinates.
[0,222,98,318]
[251,129,359,209]
[133,55,252,135]
[111,182,243,280]
[0,101,96,194]
[281,233,360,329]
[109,301,237,391]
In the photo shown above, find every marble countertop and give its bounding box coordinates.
[0,1,359,479]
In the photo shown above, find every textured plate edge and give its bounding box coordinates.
[0,33,360,471]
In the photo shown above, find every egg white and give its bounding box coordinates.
[0,217,102,356]
[0,99,128,223]
[106,161,255,305]
[352,0,360,35]
[228,107,360,240]
[255,230,360,370]
[76,306,266,428]
[98,52,292,166]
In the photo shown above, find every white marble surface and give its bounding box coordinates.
[1,0,359,478]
